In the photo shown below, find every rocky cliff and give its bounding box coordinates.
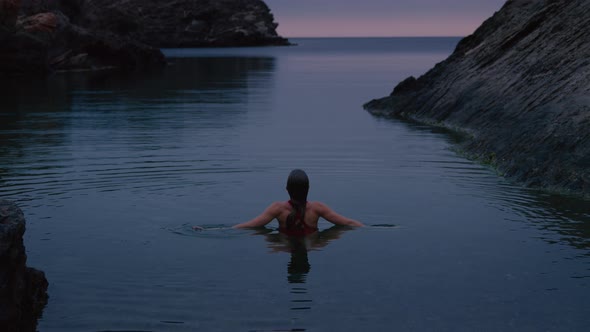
[0,200,48,332]
[69,0,289,47]
[19,0,289,47]
[0,0,166,75]
[364,0,590,197]
[1,0,287,75]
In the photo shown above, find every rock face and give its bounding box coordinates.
[0,0,20,33]
[1,0,287,75]
[20,0,289,47]
[0,200,48,332]
[0,0,166,75]
[78,0,289,47]
[364,0,590,197]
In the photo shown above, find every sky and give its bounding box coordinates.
[266,0,507,37]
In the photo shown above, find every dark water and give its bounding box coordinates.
[1,38,589,331]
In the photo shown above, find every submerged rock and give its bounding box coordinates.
[0,200,48,332]
[364,0,590,197]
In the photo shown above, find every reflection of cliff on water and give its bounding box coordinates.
[507,192,590,255]
[0,57,276,141]
[0,56,276,128]
[389,116,590,257]
[59,57,277,108]
[0,56,276,200]
[0,75,72,162]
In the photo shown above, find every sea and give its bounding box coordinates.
[1,37,589,331]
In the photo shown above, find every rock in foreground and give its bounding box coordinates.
[0,200,48,332]
[364,0,590,197]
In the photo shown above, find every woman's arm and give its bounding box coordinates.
[233,202,282,229]
[315,202,364,227]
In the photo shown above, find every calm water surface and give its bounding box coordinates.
[1,38,589,331]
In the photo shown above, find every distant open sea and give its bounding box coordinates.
[1,37,589,331]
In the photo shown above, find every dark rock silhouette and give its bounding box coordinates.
[0,0,165,75]
[364,0,590,197]
[0,0,20,33]
[0,200,48,332]
[1,0,287,75]
[17,0,288,47]
[62,0,289,47]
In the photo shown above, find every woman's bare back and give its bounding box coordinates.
[234,200,363,229]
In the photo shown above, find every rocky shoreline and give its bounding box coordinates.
[364,0,590,198]
[0,200,48,332]
[1,0,288,75]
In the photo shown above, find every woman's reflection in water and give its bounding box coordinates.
[259,225,354,281]
[286,239,311,284]
[252,225,356,321]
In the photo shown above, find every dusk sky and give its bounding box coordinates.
[266,0,507,37]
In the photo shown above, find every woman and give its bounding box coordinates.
[233,169,364,235]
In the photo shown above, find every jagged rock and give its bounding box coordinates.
[0,0,165,75]
[2,0,286,75]
[0,19,51,75]
[0,200,48,332]
[364,0,590,197]
[19,0,290,47]
[0,0,20,34]
[19,12,58,33]
[41,12,166,71]
[65,0,289,47]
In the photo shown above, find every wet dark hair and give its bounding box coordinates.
[286,169,309,228]
[286,169,309,202]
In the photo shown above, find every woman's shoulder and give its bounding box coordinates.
[307,201,328,210]
[269,201,291,210]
